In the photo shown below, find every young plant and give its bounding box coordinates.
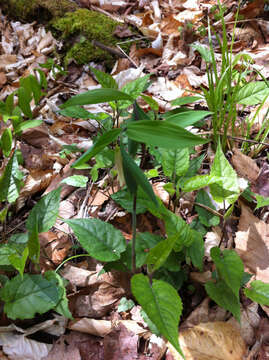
[192,1,269,149]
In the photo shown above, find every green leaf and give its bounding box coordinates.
[72,128,121,168]
[161,148,189,177]
[111,188,148,214]
[171,96,202,107]
[210,247,244,299]
[0,274,60,320]
[90,66,118,89]
[146,236,176,272]
[8,246,29,277]
[118,297,135,312]
[255,194,269,209]
[27,222,40,263]
[1,128,13,157]
[195,190,220,227]
[60,89,134,108]
[135,232,163,267]
[210,142,240,203]
[59,106,98,119]
[0,244,19,266]
[165,110,211,128]
[64,218,126,261]
[131,274,183,356]
[163,210,195,251]
[14,119,43,134]
[44,271,73,319]
[0,151,24,203]
[186,232,204,271]
[205,280,240,322]
[127,120,208,149]
[120,145,158,206]
[181,174,218,192]
[236,81,269,105]
[141,94,159,111]
[26,187,61,233]
[18,86,32,118]
[191,43,212,63]
[61,175,88,188]
[244,280,269,306]
[119,75,150,109]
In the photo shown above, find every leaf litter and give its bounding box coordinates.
[0,0,269,359]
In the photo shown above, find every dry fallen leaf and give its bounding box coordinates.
[235,203,269,282]
[231,148,259,183]
[168,322,246,360]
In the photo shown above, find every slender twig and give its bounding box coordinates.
[194,202,224,218]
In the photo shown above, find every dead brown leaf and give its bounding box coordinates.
[235,204,269,282]
[231,148,259,183]
[167,322,246,360]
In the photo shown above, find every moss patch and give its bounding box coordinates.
[51,9,130,68]
[0,0,77,22]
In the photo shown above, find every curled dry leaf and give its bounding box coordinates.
[231,148,259,183]
[235,204,269,282]
[167,322,246,360]
[204,227,222,259]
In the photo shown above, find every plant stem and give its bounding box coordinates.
[132,194,137,274]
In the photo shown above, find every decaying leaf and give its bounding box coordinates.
[231,148,259,183]
[235,204,269,282]
[167,322,246,360]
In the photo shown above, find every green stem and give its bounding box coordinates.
[55,254,92,273]
[132,194,137,274]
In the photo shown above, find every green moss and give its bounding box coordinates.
[0,0,77,22]
[51,9,130,67]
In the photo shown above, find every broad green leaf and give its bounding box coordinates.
[0,244,19,266]
[195,190,220,227]
[72,128,121,168]
[120,145,158,206]
[111,188,148,214]
[141,94,159,111]
[119,75,150,109]
[26,187,61,234]
[255,194,269,209]
[191,43,213,63]
[59,106,98,119]
[165,110,211,128]
[211,247,244,299]
[60,89,134,108]
[64,218,126,261]
[205,280,240,322]
[131,274,183,356]
[236,81,269,105]
[118,297,135,312]
[44,271,72,319]
[210,142,240,203]
[135,232,163,267]
[0,274,60,320]
[9,246,28,277]
[163,210,194,251]
[146,236,176,272]
[20,75,42,105]
[171,96,202,107]
[18,86,32,118]
[90,66,118,89]
[0,151,24,203]
[1,128,12,157]
[128,101,149,157]
[181,174,218,192]
[186,232,204,271]
[5,93,14,115]
[14,119,43,133]
[161,148,189,177]
[61,175,88,188]
[244,280,269,306]
[127,120,209,149]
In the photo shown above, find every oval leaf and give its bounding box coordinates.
[64,218,126,261]
[131,274,183,356]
